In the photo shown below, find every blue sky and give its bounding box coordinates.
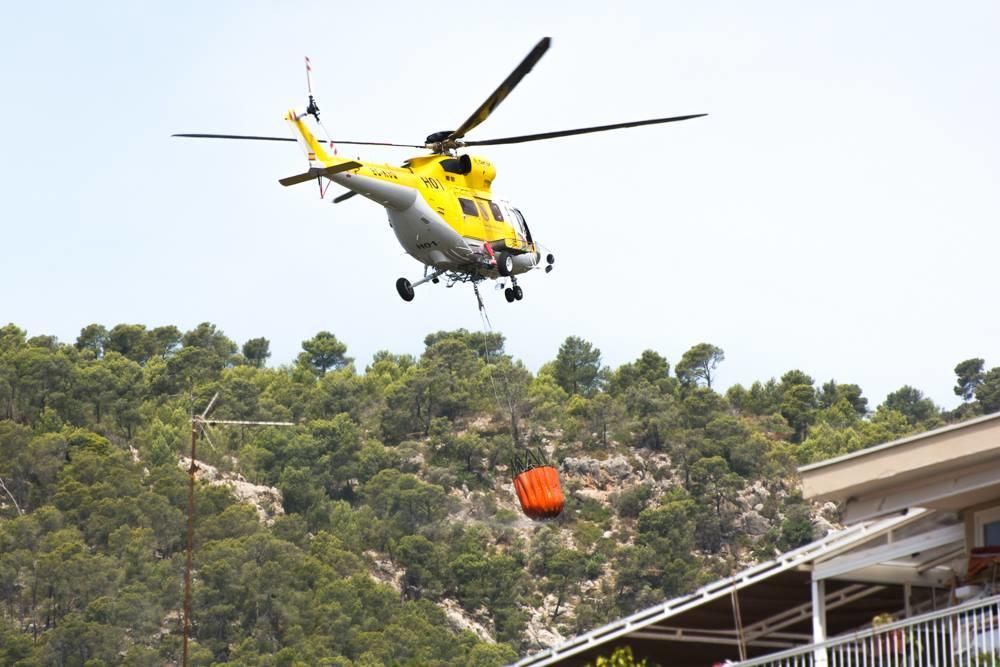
[2,1,999,408]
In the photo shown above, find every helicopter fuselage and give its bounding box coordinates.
[289,110,542,282]
[327,159,539,277]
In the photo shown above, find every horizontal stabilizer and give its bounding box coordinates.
[279,161,362,186]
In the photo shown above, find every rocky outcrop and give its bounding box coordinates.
[364,549,497,642]
[742,510,772,536]
[523,594,566,649]
[366,550,404,594]
[561,455,641,489]
[439,599,495,642]
[813,501,842,537]
[178,457,284,524]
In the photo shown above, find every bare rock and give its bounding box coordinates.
[366,550,403,594]
[439,599,494,642]
[813,514,839,538]
[602,455,634,480]
[809,502,842,537]
[401,451,425,473]
[561,455,638,488]
[524,595,566,649]
[561,457,601,477]
[178,457,284,524]
[742,510,771,536]
[573,487,608,504]
[225,479,283,524]
[819,501,840,523]
[742,481,771,508]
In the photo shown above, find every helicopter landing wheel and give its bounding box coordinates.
[396,277,415,302]
[504,287,516,303]
[513,285,523,301]
[497,252,514,277]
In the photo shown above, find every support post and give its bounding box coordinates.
[182,422,198,667]
[811,578,828,667]
[904,582,912,618]
[177,396,291,667]
[732,589,747,661]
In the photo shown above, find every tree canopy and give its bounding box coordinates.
[0,321,979,665]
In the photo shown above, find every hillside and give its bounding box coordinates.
[1,322,997,666]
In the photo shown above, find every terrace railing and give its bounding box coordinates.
[736,595,1000,667]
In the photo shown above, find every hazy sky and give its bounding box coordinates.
[2,1,998,409]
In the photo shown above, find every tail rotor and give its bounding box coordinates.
[305,56,320,122]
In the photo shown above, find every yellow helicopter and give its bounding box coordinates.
[175,38,705,303]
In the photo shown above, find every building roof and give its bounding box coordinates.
[799,411,1000,524]
[799,410,1000,474]
[511,510,957,667]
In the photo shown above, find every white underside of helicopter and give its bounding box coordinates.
[329,170,536,277]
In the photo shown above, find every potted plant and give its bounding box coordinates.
[872,612,904,657]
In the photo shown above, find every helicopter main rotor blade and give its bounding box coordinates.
[447,37,551,143]
[173,133,295,142]
[172,133,424,148]
[462,113,708,146]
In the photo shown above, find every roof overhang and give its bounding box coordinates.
[799,412,1000,523]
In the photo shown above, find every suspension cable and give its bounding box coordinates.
[473,282,520,447]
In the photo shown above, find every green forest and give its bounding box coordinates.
[1,321,998,666]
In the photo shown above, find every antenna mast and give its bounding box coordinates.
[182,392,294,667]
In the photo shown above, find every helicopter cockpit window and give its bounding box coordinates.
[489,201,504,222]
[458,198,479,217]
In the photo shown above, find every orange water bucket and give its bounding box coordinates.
[513,464,565,520]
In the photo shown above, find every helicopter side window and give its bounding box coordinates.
[476,201,490,219]
[458,198,479,217]
[489,201,504,222]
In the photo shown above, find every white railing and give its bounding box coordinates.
[736,596,1000,667]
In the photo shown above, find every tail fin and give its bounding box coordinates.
[285,56,340,168]
[285,109,337,167]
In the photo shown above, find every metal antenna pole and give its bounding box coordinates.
[180,392,293,666]
[182,417,198,667]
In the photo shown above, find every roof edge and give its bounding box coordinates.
[797,410,1000,474]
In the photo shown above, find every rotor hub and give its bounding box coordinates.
[424,130,463,154]
[425,130,453,144]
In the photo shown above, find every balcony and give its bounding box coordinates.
[735,595,1000,667]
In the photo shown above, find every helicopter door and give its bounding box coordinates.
[501,202,524,245]
[457,194,487,240]
[478,198,508,245]
[512,206,533,245]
